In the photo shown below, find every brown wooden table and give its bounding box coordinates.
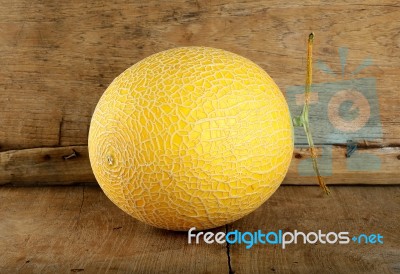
[0,185,398,273]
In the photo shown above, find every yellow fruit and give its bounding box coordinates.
[88,47,293,231]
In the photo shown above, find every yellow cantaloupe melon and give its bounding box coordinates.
[88,47,293,231]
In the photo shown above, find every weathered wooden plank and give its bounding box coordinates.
[228,186,400,274]
[0,0,399,153]
[0,186,398,272]
[0,185,228,273]
[1,145,399,185]
[285,145,400,185]
[0,145,95,185]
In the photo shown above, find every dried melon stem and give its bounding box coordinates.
[293,33,330,195]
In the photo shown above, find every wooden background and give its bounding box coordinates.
[1,1,400,273]
[1,0,399,185]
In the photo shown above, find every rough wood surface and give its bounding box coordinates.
[228,186,400,274]
[1,0,399,183]
[0,145,95,185]
[0,185,398,273]
[1,145,399,185]
[0,185,228,273]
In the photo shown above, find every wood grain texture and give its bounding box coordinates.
[286,145,400,185]
[228,186,400,274]
[0,146,95,185]
[1,0,399,151]
[1,145,399,185]
[0,185,398,273]
[0,185,228,273]
[1,0,399,183]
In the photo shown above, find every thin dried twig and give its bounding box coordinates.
[293,33,330,195]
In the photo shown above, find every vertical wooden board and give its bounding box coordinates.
[227,186,400,273]
[0,0,399,152]
[0,186,228,273]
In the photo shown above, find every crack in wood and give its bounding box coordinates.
[0,145,88,154]
[58,117,63,146]
[334,142,400,149]
[225,225,234,274]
